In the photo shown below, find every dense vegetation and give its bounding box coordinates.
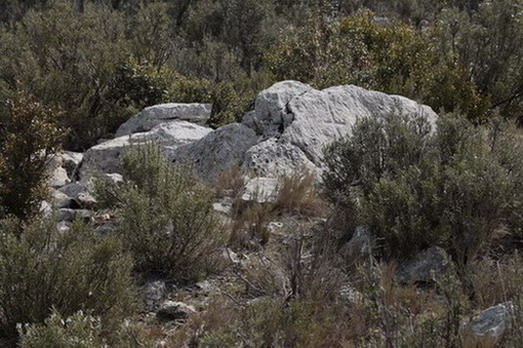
[1,0,523,150]
[1,0,523,346]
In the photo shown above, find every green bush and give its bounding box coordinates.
[0,91,63,220]
[95,144,225,281]
[0,217,136,340]
[323,114,523,264]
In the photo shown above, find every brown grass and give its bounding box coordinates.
[273,172,327,217]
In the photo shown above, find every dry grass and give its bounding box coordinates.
[212,164,246,199]
[273,172,327,217]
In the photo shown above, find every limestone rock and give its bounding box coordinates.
[116,103,212,136]
[156,301,196,321]
[241,177,279,204]
[167,123,258,181]
[241,138,318,178]
[61,151,84,178]
[79,121,212,179]
[397,247,452,285]
[142,280,168,309]
[242,81,312,136]
[470,302,513,338]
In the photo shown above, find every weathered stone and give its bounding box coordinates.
[213,197,234,215]
[58,209,93,223]
[397,247,452,285]
[242,81,312,137]
[241,177,279,204]
[142,280,168,309]
[116,103,212,136]
[470,302,513,338]
[59,182,88,198]
[79,121,212,179]
[49,166,70,188]
[75,192,97,209]
[241,138,318,178]
[156,301,196,321]
[61,151,84,178]
[167,123,258,181]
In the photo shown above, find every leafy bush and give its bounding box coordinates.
[95,144,224,281]
[0,91,63,220]
[0,217,136,340]
[323,114,523,264]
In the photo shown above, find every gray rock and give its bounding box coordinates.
[397,247,451,285]
[59,182,88,198]
[242,81,312,137]
[470,302,513,338]
[241,177,279,204]
[49,166,70,188]
[241,138,318,178]
[240,81,437,179]
[167,123,258,181]
[340,226,375,261]
[142,280,168,309]
[280,84,438,167]
[156,301,196,321]
[75,192,97,209]
[80,121,212,179]
[116,103,212,136]
[61,151,84,178]
[58,209,93,223]
[213,197,234,215]
[39,201,53,216]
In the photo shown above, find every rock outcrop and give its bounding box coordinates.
[116,103,212,136]
[166,81,438,180]
[77,82,438,183]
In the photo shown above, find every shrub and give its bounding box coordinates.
[95,144,225,281]
[0,91,63,220]
[0,217,136,340]
[323,113,523,264]
[18,309,106,348]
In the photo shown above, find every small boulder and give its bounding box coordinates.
[397,247,452,285]
[470,302,513,338]
[58,209,93,223]
[49,166,70,188]
[61,151,84,178]
[213,197,234,215]
[142,280,168,309]
[156,301,196,321]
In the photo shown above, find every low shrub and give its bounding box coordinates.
[0,217,136,340]
[95,144,225,281]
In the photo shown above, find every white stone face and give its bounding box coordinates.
[79,121,212,179]
[116,103,212,136]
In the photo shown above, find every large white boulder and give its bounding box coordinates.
[116,103,212,136]
[167,81,438,181]
[263,83,437,166]
[79,121,212,179]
